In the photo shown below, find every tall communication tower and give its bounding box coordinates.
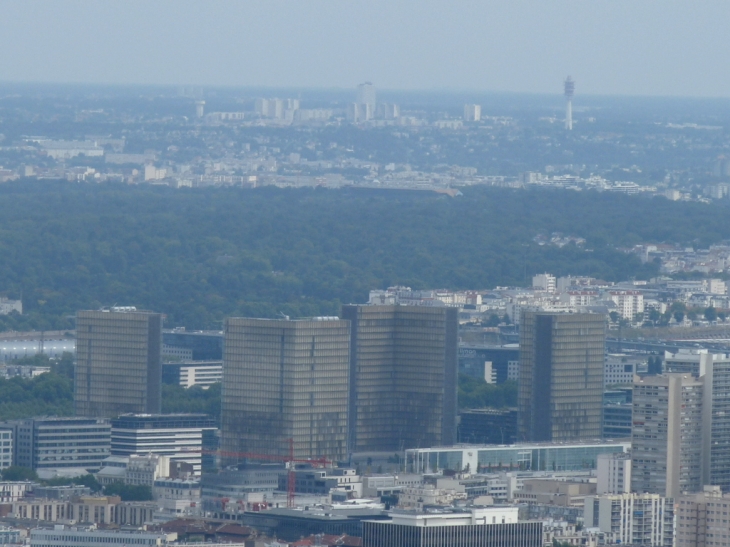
[564,76,575,130]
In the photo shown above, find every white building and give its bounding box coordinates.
[607,290,644,321]
[0,480,32,503]
[0,298,22,315]
[560,291,598,307]
[584,493,674,547]
[464,104,482,122]
[596,452,631,494]
[111,414,216,474]
[532,273,556,293]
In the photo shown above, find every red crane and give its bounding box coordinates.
[183,439,331,508]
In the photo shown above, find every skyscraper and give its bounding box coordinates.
[631,374,703,498]
[75,308,162,418]
[518,311,605,442]
[341,305,458,452]
[356,82,376,109]
[564,76,575,130]
[221,318,350,462]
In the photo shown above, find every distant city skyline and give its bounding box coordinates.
[1,1,730,97]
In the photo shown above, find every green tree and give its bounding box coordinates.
[674,311,685,323]
[705,307,718,322]
[1,466,38,481]
[103,482,153,501]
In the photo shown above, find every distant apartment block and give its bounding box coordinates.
[0,297,22,315]
[463,104,481,122]
[75,308,163,418]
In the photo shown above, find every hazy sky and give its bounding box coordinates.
[1,1,728,97]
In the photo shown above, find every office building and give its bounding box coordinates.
[631,374,703,498]
[111,414,217,474]
[584,493,674,547]
[596,452,632,494]
[677,486,730,547]
[341,305,458,452]
[406,440,629,474]
[518,311,606,442]
[221,317,350,462]
[75,308,162,418]
[458,408,517,445]
[666,349,730,491]
[9,417,111,472]
[362,507,542,547]
[464,104,481,122]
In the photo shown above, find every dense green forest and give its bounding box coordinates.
[0,181,728,330]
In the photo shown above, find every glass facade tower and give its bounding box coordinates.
[341,305,458,452]
[75,309,162,418]
[221,318,350,462]
[518,311,605,442]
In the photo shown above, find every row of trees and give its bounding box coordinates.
[0,467,152,501]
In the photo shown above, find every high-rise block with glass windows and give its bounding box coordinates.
[518,311,605,442]
[74,308,162,418]
[221,318,351,462]
[341,305,459,452]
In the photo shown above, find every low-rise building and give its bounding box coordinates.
[0,481,32,503]
[514,479,596,507]
[362,507,542,547]
[30,526,175,547]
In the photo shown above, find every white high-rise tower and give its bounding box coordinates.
[564,76,575,130]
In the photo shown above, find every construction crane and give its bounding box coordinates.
[183,439,331,508]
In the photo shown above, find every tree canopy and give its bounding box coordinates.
[0,182,728,330]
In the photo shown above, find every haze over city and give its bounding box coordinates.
[0,1,729,96]
[1,3,730,547]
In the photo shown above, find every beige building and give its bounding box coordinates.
[513,479,595,507]
[75,308,162,418]
[677,486,730,547]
